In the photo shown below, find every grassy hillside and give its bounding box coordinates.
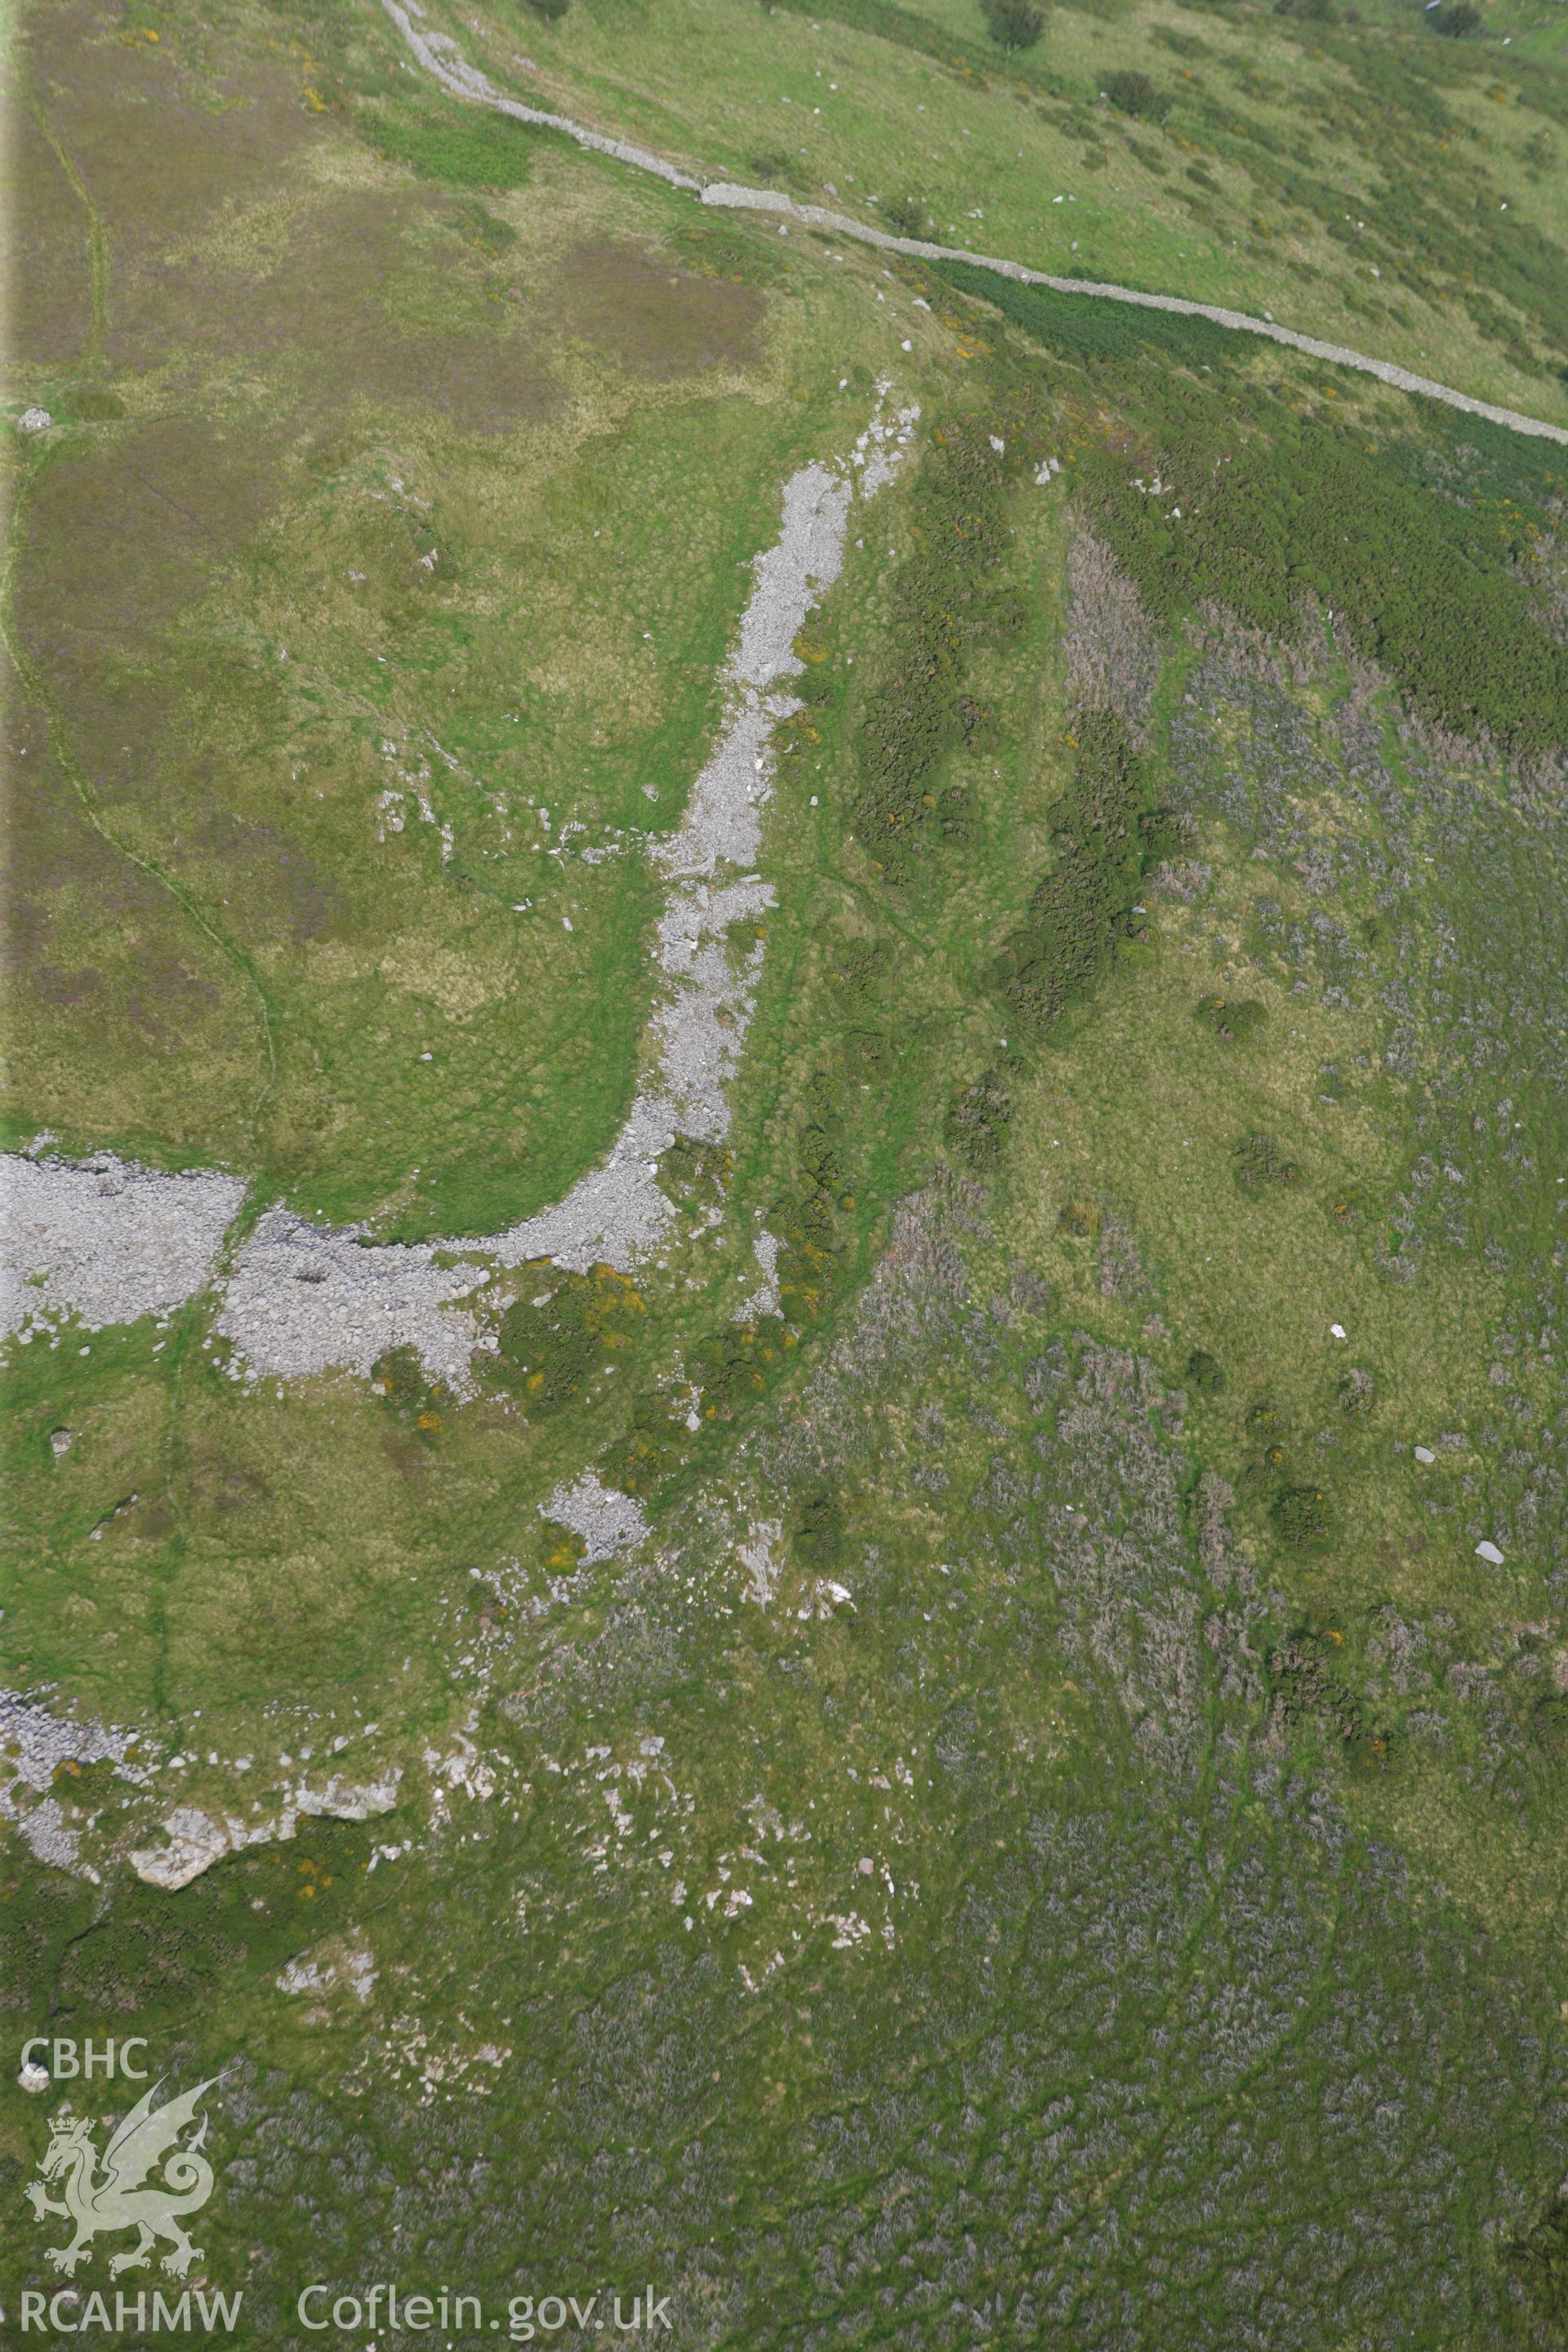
[7,0,1568,2341]
[407,0,1568,424]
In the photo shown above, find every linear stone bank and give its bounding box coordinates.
[382,0,1568,452]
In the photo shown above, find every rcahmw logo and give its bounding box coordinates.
[16,2048,242,2336]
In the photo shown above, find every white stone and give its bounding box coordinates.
[1,1152,246,1338]
[541,1470,648,1564]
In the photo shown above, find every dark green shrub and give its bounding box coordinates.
[929,265,1568,763]
[800,1111,849,1199]
[828,939,889,1010]
[1432,0,1480,33]
[1234,1133,1303,1192]
[7,1819,378,2020]
[1141,806,1192,862]
[688,1318,790,1420]
[840,1027,889,1080]
[748,149,817,196]
[996,707,1159,1034]
[791,1487,846,1565]
[660,1134,733,1200]
[1196,996,1267,1041]
[946,1068,1012,1169]
[1503,2198,1568,2341]
[537,1515,587,1572]
[1187,1348,1225,1394]
[982,0,1046,48]
[372,1344,448,1439]
[1271,1630,1360,1736]
[881,195,927,237]
[1272,1484,1335,1549]
[454,200,518,256]
[495,1302,597,1414]
[938,785,977,841]
[492,1266,644,1415]
[852,417,1013,878]
[1102,69,1167,120]
[933,257,1237,371]
[1532,1695,1568,1762]
[607,1402,685,1498]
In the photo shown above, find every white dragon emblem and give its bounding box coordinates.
[25,2078,219,2278]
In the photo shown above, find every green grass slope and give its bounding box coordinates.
[406,0,1568,425]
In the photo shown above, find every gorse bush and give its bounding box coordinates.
[768,1069,862,1336]
[604,1401,684,1499]
[687,1317,790,1421]
[492,1266,644,1414]
[2,1824,376,2018]
[1084,421,1568,759]
[372,1344,449,1441]
[933,259,1242,368]
[659,1134,733,1200]
[1272,1484,1336,1549]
